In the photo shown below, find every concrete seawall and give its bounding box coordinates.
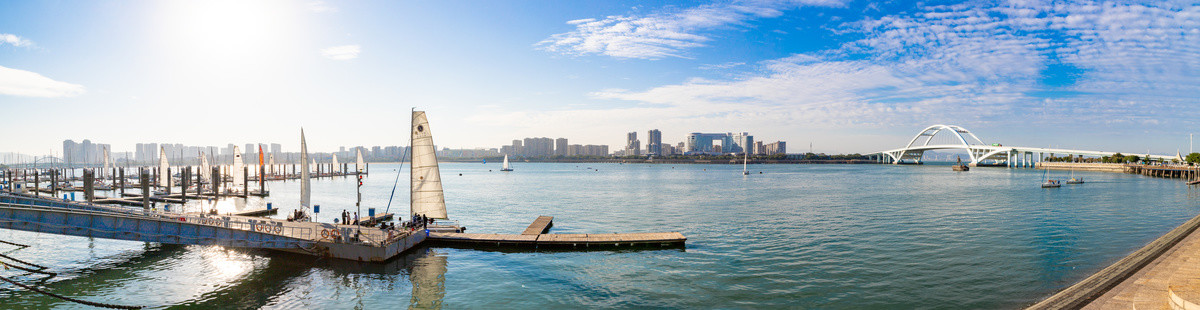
[1036,162,1127,173]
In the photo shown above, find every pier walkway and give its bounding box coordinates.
[1029,213,1200,309]
[0,192,425,262]
[429,216,686,248]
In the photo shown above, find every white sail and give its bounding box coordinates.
[411,111,448,219]
[332,154,340,170]
[268,153,276,175]
[199,151,211,183]
[102,147,112,178]
[232,145,245,189]
[743,152,748,173]
[158,146,170,188]
[356,148,365,173]
[300,129,310,210]
[502,155,510,170]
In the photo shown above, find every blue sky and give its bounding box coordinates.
[1,0,1198,156]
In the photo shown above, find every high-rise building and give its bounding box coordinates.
[63,140,78,164]
[626,132,640,156]
[763,141,787,155]
[731,132,753,154]
[80,139,94,164]
[754,141,764,155]
[555,138,568,156]
[686,132,752,154]
[647,129,662,155]
[522,137,553,157]
[271,143,282,158]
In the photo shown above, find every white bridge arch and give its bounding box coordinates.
[871,124,1176,167]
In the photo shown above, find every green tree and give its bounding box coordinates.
[1126,155,1141,163]
[1187,153,1200,164]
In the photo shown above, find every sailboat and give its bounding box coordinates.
[199,151,211,185]
[1066,168,1084,184]
[331,154,341,175]
[158,146,171,190]
[411,110,460,232]
[1041,166,1061,188]
[296,128,312,222]
[268,153,276,178]
[356,148,366,174]
[500,154,513,172]
[232,145,245,193]
[101,147,113,178]
[742,152,749,175]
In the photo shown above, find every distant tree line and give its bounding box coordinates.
[1043,152,1200,164]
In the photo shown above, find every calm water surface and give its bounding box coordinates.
[2,163,1199,309]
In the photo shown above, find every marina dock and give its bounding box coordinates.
[522,215,553,235]
[429,216,686,248]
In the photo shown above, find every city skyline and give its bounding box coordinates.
[2,1,1198,155]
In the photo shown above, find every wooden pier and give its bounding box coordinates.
[429,216,686,248]
[522,215,553,235]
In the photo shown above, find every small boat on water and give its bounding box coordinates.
[500,155,513,172]
[952,156,969,171]
[1064,167,1083,184]
[742,152,750,175]
[1041,167,1060,188]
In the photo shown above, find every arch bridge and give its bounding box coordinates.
[869,125,1176,167]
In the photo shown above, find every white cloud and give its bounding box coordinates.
[698,62,745,70]
[307,1,337,13]
[320,45,360,60]
[513,1,1200,151]
[537,0,848,59]
[0,65,85,98]
[0,33,33,47]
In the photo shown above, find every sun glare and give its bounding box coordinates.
[153,0,305,65]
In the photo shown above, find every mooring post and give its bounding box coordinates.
[181,166,190,202]
[50,169,57,198]
[243,166,249,197]
[83,169,94,202]
[259,164,265,195]
[195,166,201,196]
[211,166,219,195]
[140,171,150,209]
[119,167,125,195]
[33,169,39,197]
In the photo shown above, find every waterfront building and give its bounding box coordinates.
[272,143,282,159]
[518,137,554,157]
[647,129,662,155]
[626,132,641,156]
[584,144,609,156]
[686,132,753,154]
[661,143,676,156]
[763,141,786,155]
[755,141,764,155]
[556,138,568,156]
